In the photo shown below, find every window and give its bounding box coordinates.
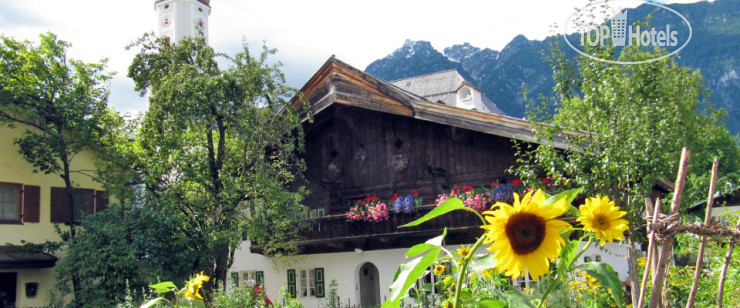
[299,269,316,297]
[595,255,602,262]
[0,183,22,222]
[584,256,592,263]
[458,87,473,101]
[50,187,107,224]
[287,268,324,298]
[238,270,264,287]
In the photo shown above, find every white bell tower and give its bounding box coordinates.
[154,0,211,43]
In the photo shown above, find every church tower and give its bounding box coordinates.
[154,0,211,43]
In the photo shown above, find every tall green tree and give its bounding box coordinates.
[127,33,307,290]
[0,32,114,299]
[515,29,740,305]
[57,204,203,307]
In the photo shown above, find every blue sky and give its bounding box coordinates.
[0,0,703,114]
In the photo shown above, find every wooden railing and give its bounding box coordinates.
[298,205,484,242]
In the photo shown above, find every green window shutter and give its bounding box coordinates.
[287,269,296,298]
[256,271,264,287]
[315,268,325,298]
[230,272,239,287]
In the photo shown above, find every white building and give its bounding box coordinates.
[154,0,211,43]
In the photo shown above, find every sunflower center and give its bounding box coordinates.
[505,212,546,255]
[594,214,610,229]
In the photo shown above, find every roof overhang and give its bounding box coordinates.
[0,246,58,269]
[290,57,571,150]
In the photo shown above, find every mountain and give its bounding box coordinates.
[365,0,740,134]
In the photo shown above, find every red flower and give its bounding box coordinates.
[548,176,554,181]
[512,179,522,186]
[412,190,419,197]
[490,183,500,188]
[542,178,549,184]
[454,185,462,190]
[392,193,398,201]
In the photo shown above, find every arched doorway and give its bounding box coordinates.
[359,262,380,306]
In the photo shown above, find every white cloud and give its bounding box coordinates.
[0,0,703,113]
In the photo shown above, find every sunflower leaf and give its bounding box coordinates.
[401,198,482,227]
[474,299,507,308]
[494,287,535,308]
[583,262,625,307]
[140,298,168,308]
[148,281,177,293]
[545,187,582,206]
[406,229,446,257]
[557,237,580,277]
[469,253,496,272]
[386,247,441,305]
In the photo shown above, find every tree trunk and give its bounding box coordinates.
[60,155,82,302]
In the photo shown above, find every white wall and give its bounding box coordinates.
[231,240,632,307]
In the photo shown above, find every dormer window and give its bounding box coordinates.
[458,86,473,101]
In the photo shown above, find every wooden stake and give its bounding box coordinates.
[686,158,719,308]
[717,218,740,308]
[638,198,661,308]
[648,147,690,308]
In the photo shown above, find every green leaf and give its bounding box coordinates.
[469,253,496,272]
[475,299,507,308]
[495,287,535,308]
[386,247,441,305]
[401,198,480,227]
[583,262,625,307]
[406,229,446,257]
[148,281,177,293]
[545,187,582,206]
[556,237,580,278]
[140,297,168,308]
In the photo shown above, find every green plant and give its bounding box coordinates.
[141,272,209,308]
[213,284,271,308]
[321,280,340,308]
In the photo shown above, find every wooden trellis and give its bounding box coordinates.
[636,148,740,308]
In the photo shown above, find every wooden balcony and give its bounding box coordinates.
[293,205,485,254]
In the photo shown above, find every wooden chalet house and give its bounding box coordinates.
[229,57,629,307]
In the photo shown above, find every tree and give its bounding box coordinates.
[514,26,740,305]
[126,33,307,292]
[57,204,204,307]
[0,32,114,299]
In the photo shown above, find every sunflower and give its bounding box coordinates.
[481,269,492,279]
[481,189,571,280]
[577,195,629,246]
[183,271,210,300]
[456,244,472,258]
[433,264,446,276]
[442,275,454,286]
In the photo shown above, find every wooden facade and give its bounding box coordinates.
[281,57,565,254]
[302,104,519,215]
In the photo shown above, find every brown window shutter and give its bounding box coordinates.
[23,185,41,222]
[50,187,68,223]
[74,189,95,223]
[95,190,109,213]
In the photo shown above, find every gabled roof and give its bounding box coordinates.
[686,188,740,214]
[390,70,504,115]
[290,57,568,149]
